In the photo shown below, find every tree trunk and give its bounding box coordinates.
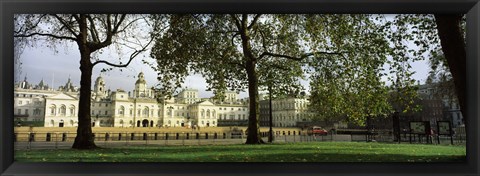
[434,15,466,120]
[245,60,265,144]
[72,14,97,149]
[72,58,96,149]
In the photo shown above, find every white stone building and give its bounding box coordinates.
[14,72,249,128]
[259,95,313,127]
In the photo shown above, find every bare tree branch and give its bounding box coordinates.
[247,14,262,30]
[86,15,100,43]
[258,51,347,61]
[230,14,241,30]
[14,32,77,41]
[92,34,154,68]
[51,14,78,37]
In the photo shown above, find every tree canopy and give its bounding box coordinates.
[150,14,425,143]
[14,14,157,149]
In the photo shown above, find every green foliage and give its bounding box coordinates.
[149,14,458,130]
[307,15,393,125]
[150,14,309,99]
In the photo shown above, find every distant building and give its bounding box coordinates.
[259,95,312,127]
[14,72,249,128]
[417,83,463,128]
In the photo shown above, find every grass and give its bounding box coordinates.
[15,142,466,162]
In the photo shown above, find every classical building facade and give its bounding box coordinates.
[14,73,249,128]
[259,95,313,127]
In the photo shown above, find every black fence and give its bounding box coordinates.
[14,130,317,149]
[14,129,466,150]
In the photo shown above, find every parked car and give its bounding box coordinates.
[307,126,328,136]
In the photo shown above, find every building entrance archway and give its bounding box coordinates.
[142,119,149,127]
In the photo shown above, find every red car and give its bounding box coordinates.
[307,126,328,136]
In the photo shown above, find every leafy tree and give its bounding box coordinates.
[150,14,403,143]
[383,14,466,117]
[425,50,457,108]
[307,15,395,126]
[14,14,157,149]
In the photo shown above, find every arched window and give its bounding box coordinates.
[143,107,149,117]
[50,105,56,116]
[212,110,216,118]
[206,110,210,118]
[119,106,125,116]
[59,105,66,116]
[69,105,75,117]
[201,109,205,118]
[168,107,173,116]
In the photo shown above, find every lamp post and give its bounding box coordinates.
[268,83,274,143]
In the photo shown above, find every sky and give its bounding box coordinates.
[16,44,429,99]
[15,15,431,99]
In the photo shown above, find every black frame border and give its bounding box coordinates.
[1,0,479,175]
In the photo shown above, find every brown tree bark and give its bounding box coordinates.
[245,60,265,144]
[434,14,466,121]
[72,14,97,149]
[236,14,264,144]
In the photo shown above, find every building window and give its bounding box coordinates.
[143,107,149,117]
[50,105,57,115]
[19,101,22,105]
[17,109,21,115]
[105,111,108,115]
[60,105,66,116]
[119,106,125,116]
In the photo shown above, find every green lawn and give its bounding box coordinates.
[15,142,466,162]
